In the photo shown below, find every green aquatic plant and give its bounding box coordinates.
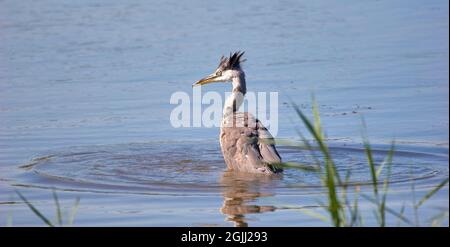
[15,190,80,227]
[289,97,449,227]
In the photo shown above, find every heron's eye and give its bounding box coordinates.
[216,71,222,76]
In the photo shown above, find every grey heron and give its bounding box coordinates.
[193,51,283,175]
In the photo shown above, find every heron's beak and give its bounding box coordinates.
[192,74,220,87]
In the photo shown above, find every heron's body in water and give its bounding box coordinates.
[194,52,283,175]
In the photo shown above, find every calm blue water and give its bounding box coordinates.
[0,0,448,226]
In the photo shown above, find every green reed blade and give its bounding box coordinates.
[416,178,449,209]
[52,189,62,226]
[16,191,54,227]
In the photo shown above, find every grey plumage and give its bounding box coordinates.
[194,52,282,175]
[220,112,282,174]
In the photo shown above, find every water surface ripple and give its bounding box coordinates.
[17,142,448,195]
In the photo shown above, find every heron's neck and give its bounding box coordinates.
[223,73,246,117]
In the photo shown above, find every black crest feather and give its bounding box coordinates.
[217,51,245,71]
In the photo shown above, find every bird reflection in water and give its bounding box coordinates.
[219,171,281,227]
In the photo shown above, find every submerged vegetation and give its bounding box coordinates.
[282,98,449,226]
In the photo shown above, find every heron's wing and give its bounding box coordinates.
[221,112,282,174]
[255,119,282,165]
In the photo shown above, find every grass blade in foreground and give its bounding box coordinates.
[52,189,62,226]
[416,178,449,209]
[16,190,54,227]
[68,197,80,226]
[291,98,448,227]
[292,101,344,227]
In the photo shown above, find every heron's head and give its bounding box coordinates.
[193,51,246,87]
